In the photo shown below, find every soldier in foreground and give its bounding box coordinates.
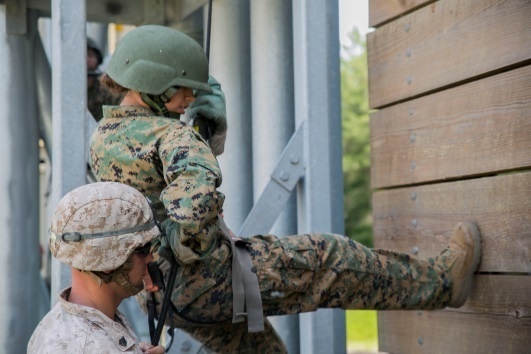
[27,182,165,354]
[89,25,483,353]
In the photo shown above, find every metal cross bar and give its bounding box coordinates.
[238,123,305,237]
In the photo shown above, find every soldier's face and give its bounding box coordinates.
[128,251,154,290]
[165,87,196,114]
[87,48,99,70]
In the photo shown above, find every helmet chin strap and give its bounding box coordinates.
[140,93,169,117]
[89,257,144,296]
[140,87,180,118]
[111,258,145,296]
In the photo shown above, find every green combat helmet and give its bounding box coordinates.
[106,25,212,116]
[49,182,161,295]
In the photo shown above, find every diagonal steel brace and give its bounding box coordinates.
[238,122,305,237]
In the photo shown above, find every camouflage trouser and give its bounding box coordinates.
[137,233,452,353]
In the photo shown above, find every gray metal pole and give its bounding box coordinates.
[37,18,52,62]
[209,0,253,231]
[0,5,41,350]
[34,25,53,161]
[292,1,346,353]
[250,0,296,237]
[250,1,299,352]
[50,0,87,304]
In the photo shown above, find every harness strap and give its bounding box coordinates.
[218,216,265,333]
[229,235,245,325]
[165,305,176,351]
[147,261,176,351]
[151,257,178,345]
[147,294,157,340]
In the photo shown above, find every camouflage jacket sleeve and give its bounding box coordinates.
[158,123,225,264]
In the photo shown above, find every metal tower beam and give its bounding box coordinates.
[0,5,41,350]
[210,0,253,231]
[0,0,210,26]
[293,0,346,353]
[49,0,87,304]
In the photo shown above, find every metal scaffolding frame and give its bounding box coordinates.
[0,0,344,352]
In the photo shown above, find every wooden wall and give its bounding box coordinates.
[367,0,531,353]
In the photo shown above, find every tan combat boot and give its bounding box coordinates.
[437,222,482,308]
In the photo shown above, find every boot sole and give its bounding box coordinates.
[449,222,482,308]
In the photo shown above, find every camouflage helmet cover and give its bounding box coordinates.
[49,182,160,272]
[106,25,212,95]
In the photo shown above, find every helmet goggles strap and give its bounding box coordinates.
[51,221,156,242]
[140,87,179,118]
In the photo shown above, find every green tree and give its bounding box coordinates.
[341,28,372,247]
[342,27,378,352]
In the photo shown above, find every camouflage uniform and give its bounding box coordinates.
[27,287,143,353]
[90,106,454,353]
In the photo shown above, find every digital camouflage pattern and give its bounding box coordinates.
[27,288,142,354]
[137,233,457,353]
[90,105,224,265]
[49,182,159,271]
[90,106,459,353]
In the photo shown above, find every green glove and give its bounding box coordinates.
[159,219,209,265]
[187,76,228,155]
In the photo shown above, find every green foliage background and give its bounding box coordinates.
[341,28,378,351]
[341,28,372,247]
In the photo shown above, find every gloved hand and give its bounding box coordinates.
[187,76,228,155]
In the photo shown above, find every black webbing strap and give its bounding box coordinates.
[147,263,176,351]
[218,216,265,332]
[147,293,157,340]
[165,306,175,351]
[205,0,213,61]
[151,257,178,346]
